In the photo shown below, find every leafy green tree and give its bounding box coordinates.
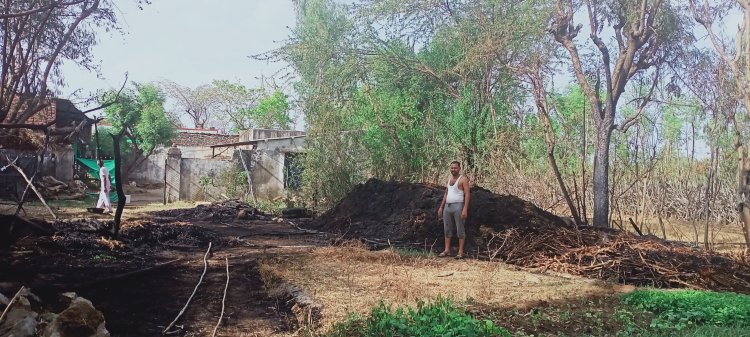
[212,79,260,132]
[100,83,175,179]
[276,0,366,207]
[249,90,292,129]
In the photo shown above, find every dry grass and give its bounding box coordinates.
[618,217,748,253]
[129,200,196,215]
[258,242,627,331]
[0,200,198,221]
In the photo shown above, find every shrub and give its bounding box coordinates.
[328,297,509,337]
[621,289,750,330]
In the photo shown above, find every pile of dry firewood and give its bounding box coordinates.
[486,226,750,294]
[34,175,86,200]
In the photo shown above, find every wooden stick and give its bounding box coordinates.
[286,220,320,234]
[629,217,643,236]
[211,257,229,337]
[7,158,56,219]
[0,286,24,324]
[163,242,212,335]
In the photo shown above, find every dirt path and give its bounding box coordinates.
[0,215,323,337]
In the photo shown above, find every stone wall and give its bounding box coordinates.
[128,146,227,186]
[239,128,305,142]
[128,151,166,186]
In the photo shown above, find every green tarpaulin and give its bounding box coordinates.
[75,158,118,203]
[75,158,116,185]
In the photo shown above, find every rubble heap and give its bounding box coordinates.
[0,288,110,337]
[151,200,264,222]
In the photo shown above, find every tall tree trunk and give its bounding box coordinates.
[703,143,720,250]
[580,103,588,224]
[593,123,613,227]
[112,132,126,239]
[737,141,750,252]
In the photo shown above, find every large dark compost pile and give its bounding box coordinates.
[309,179,564,243]
[310,179,750,294]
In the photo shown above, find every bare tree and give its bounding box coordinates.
[549,0,686,227]
[515,54,584,226]
[0,0,123,125]
[691,0,750,250]
[159,80,218,129]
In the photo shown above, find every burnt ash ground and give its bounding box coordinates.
[0,203,322,337]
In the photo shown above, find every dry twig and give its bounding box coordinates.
[211,257,230,337]
[162,242,212,334]
[0,286,25,324]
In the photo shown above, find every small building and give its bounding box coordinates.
[209,129,306,200]
[129,127,306,202]
[0,98,92,181]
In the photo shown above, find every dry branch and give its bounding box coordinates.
[0,286,25,324]
[486,226,750,294]
[4,156,56,219]
[211,257,229,337]
[162,242,212,334]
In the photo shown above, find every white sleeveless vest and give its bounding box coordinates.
[446,175,464,204]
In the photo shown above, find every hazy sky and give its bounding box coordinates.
[59,0,297,113]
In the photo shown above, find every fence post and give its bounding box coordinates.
[165,145,182,203]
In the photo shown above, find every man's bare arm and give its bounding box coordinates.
[438,190,448,218]
[461,178,470,218]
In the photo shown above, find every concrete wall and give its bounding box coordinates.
[129,145,231,185]
[129,150,166,185]
[128,136,306,201]
[240,129,305,142]
[179,158,234,201]
[54,147,74,181]
[249,137,305,199]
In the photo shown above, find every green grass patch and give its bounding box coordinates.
[621,289,750,330]
[469,290,750,337]
[634,324,750,337]
[326,297,510,337]
[248,198,286,216]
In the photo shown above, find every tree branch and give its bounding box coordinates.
[616,69,660,132]
[0,0,86,19]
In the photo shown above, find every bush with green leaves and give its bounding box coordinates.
[621,289,750,330]
[327,297,509,337]
[215,166,248,199]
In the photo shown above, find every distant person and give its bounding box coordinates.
[437,161,470,259]
[96,159,113,213]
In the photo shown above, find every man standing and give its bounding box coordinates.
[438,161,470,259]
[96,159,113,213]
